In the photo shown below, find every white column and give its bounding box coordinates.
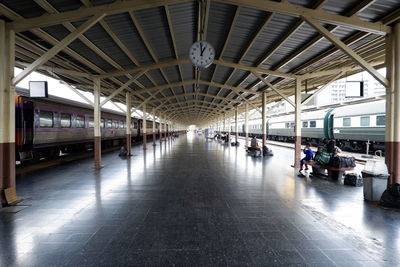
[294,78,302,168]
[94,77,102,168]
[235,107,238,143]
[126,91,132,156]
[245,104,249,147]
[0,20,16,204]
[152,108,156,146]
[262,91,267,148]
[143,104,147,150]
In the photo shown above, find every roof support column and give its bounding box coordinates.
[0,20,15,205]
[93,77,102,169]
[245,104,249,147]
[294,78,302,169]
[227,114,231,141]
[161,118,164,142]
[391,23,400,185]
[152,108,156,146]
[262,91,267,148]
[223,113,226,133]
[126,92,132,156]
[235,107,238,144]
[385,28,394,186]
[143,104,147,150]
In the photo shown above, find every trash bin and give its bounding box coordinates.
[362,159,389,201]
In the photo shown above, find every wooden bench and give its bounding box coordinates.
[306,161,354,180]
[245,146,262,157]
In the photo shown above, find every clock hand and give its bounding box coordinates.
[200,44,206,56]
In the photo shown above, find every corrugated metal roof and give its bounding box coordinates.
[1,0,396,124]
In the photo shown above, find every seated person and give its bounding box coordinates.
[249,136,259,150]
[119,146,127,157]
[299,142,313,173]
[314,139,341,165]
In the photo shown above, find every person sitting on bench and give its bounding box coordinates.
[249,136,259,150]
[314,139,340,165]
[299,142,313,173]
[119,145,128,157]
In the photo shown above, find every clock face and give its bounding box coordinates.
[189,41,215,68]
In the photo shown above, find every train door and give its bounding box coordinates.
[22,100,34,148]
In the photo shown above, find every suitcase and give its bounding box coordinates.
[344,173,363,186]
[329,156,356,168]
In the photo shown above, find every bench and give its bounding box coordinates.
[306,161,354,180]
[245,146,262,157]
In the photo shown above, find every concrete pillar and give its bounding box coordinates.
[152,108,156,146]
[126,92,132,156]
[143,104,147,150]
[245,104,249,147]
[228,115,231,141]
[392,23,400,184]
[160,117,163,143]
[223,114,226,134]
[93,78,102,169]
[235,107,238,143]
[262,91,267,147]
[385,28,395,186]
[294,78,302,168]
[0,21,15,204]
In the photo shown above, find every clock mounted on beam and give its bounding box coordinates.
[189,41,215,69]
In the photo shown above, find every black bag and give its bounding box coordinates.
[344,173,363,187]
[389,183,400,198]
[380,189,400,208]
[329,156,356,168]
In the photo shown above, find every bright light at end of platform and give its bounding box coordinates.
[188,125,197,131]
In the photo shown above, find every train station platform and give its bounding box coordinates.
[1,133,400,266]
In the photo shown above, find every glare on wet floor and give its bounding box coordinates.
[1,132,399,266]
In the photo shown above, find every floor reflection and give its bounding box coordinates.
[1,133,398,265]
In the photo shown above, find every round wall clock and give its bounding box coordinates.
[189,40,215,68]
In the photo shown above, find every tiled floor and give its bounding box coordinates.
[1,132,399,266]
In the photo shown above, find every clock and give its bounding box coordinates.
[189,41,215,68]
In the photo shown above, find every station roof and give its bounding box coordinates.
[1,0,399,125]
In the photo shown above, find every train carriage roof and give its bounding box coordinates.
[332,100,385,117]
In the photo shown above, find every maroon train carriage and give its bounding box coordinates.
[15,88,160,162]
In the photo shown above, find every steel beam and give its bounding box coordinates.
[12,14,104,85]
[303,16,388,88]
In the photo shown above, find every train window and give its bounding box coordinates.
[343,118,351,127]
[120,120,124,128]
[39,111,54,127]
[107,119,112,128]
[309,121,316,128]
[112,120,118,128]
[302,121,308,128]
[101,118,105,128]
[361,116,370,127]
[89,117,94,128]
[376,115,385,126]
[285,122,290,128]
[290,122,295,128]
[76,115,85,128]
[60,113,71,128]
